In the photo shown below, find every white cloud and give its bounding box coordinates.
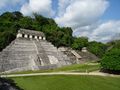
[74,20,120,42]
[55,0,120,43]
[57,0,70,16]
[0,0,119,43]
[20,0,54,17]
[90,20,120,42]
[55,0,109,28]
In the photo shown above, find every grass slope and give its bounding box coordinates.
[53,63,100,72]
[7,63,100,75]
[12,75,120,90]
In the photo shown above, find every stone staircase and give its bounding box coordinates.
[39,40,72,66]
[0,39,37,72]
[0,38,72,73]
[33,40,50,65]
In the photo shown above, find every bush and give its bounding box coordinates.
[71,37,88,50]
[101,48,120,71]
[87,41,107,58]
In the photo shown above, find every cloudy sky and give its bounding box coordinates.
[0,0,120,42]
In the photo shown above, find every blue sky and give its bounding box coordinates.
[102,0,120,20]
[0,0,120,42]
[1,0,120,20]
[52,0,58,12]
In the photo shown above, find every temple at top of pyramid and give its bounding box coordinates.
[17,28,46,40]
[0,29,75,73]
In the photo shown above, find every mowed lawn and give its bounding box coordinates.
[8,64,100,75]
[12,75,120,90]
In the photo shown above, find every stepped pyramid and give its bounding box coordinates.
[0,29,72,73]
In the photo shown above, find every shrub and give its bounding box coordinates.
[87,41,107,58]
[101,48,120,71]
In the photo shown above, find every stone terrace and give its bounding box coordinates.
[0,29,73,73]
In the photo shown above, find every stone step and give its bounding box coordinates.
[34,41,50,65]
[0,37,72,72]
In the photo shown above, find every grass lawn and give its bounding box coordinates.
[6,63,100,75]
[12,75,120,90]
[53,63,100,72]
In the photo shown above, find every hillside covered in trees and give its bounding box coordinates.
[0,11,120,72]
[0,11,73,51]
[0,11,108,57]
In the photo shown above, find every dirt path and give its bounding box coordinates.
[1,72,120,78]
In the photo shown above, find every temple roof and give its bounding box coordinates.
[18,29,45,37]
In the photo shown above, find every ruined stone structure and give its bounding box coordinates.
[0,29,74,73]
[58,47,99,64]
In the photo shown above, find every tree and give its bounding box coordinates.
[0,11,74,51]
[107,40,120,49]
[87,41,107,58]
[45,27,73,47]
[12,11,23,21]
[101,48,120,71]
[18,16,33,29]
[71,37,88,50]
[0,31,16,51]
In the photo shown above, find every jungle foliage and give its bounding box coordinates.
[0,11,118,59]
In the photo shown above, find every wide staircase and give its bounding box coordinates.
[0,38,72,73]
[0,39,38,72]
[39,40,71,66]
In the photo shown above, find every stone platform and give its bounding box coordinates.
[0,29,73,73]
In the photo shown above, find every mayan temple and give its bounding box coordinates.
[0,29,74,73]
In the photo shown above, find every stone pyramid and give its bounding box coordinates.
[0,29,72,73]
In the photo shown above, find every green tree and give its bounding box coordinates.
[18,16,33,29]
[71,37,88,50]
[101,48,120,71]
[87,41,107,58]
[0,11,74,51]
[107,40,120,50]
[0,31,16,51]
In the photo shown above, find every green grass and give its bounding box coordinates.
[6,63,100,75]
[12,75,120,90]
[53,63,100,72]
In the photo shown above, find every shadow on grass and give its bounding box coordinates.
[0,77,24,90]
[100,69,120,75]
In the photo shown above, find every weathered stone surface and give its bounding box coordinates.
[58,47,99,64]
[0,29,72,73]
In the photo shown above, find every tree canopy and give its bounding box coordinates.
[71,37,88,50]
[87,41,107,58]
[0,11,73,51]
[0,11,113,59]
[101,48,120,71]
